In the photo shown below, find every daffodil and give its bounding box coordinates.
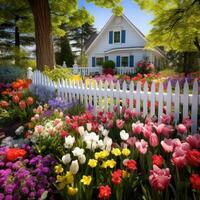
[111,148,121,156]
[122,170,130,178]
[122,148,131,156]
[88,159,98,168]
[55,164,64,174]
[67,186,78,196]
[81,175,92,186]
[65,171,74,184]
[106,159,116,168]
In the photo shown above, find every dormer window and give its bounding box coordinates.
[114,31,120,43]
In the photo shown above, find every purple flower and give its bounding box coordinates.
[22,186,29,194]
[5,195,13,200]
[0,193,4,200]
[5,184,15,194]
[29,192,36,198]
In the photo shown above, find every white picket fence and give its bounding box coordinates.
[28,69,200,134]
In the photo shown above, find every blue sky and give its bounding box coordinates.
[78,0,153,35]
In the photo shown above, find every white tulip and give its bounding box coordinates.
[64,135,75,149]
[78,154,86,164]
[72,147,84,157]
[62,154,71,164]
[102,129,109,136]
[103,136,112,151]
[15,126,24,135]
[70,160,79,175]
[78,126,85,136]
[86,123,92,132]
[98,139,104,149]
[98,124,104,132]
[120,130,129,141]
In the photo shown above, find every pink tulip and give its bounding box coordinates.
[162,125,174,138]
[135,139,148,154]
[155,123,165,135]
[132,121,143,135]
[107,120,113,129]
[149,133,159,147]
[34,125,44,134]
[161,138,174,153]
[126,137,137,147]
[182,117,193,129]
[116,119,125,129]
[131,109,138,118]
[149,165,171,191]
[143,124,153,138]
[176,124,187,134]
[171,143,190,168]
[161,114,173,124]
[186,134,200,149]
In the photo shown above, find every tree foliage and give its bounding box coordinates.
[134,0,200,52]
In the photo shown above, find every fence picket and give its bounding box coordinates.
[104,81,108,112]
[99,81,103,111]
[166,81,172,114]
[143,82,148,117]
[93,81,97,115]
[136,82,141,113]
[116,81,120,112]
[158,82,164,123]
[183,81,189,118]
[191,80,198,134]
[110,81,114,112]
[122,81,127,107]
[129,81,134,111]
[174,82,180,124]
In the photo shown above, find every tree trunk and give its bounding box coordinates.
[28,0,55,70]
[15,16,20,65]
[183,52,189,75]
[194,36,200,52]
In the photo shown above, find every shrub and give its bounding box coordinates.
[135,60,155,74]
[102,60,115,69]
[0,65,26,83]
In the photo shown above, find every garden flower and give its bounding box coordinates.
[111,169,122,185]
[78,154,86,164]
[26,97,34,105]
[102,129,109,136]
[12,95,20,103]
[149,165,171,191]
[132,121,143,134]
[103,136,112,151]
[67,187,78,196]
[116,119,125,129]
[143,124,153,138]
[123,159,137,171]
[60,130,68,138]
[78,126,85,135]
[122,148,131,156]
[111,148,121,156]
[86,123,92,131]
[176,124,187,134]
[149,133,159,147]
[72,147,84,157]
[186,134,200,149]
[161,138,175,153]
[88,159,97,168]
[101,159,116,169]
[126,137,136,147]
[120,130,129,141]
[80,175,92,186]
[161,114,173,124]
[0,100,9,107]
[19,101,26,109]
[64,135,75,149]
[62,154,71,165]
[55,165,63,174]
[95,150,109,160]
[98,185,111,199]
[70,160,79,175]
[34,125,44,135]
[152,155,164,168]
[183,117,193,129]
[15,126,24,135]
[135,139,148,154]
[6,148,27,161]
[155,123,165,135]
[190,174,200,191]
[186,150,200,167]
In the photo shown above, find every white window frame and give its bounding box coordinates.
[113,31,121,43]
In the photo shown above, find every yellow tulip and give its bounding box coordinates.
[122,148,131,156]
[111,148,121,156]
[80,175,92,186]
[88,159,98,168]
[55,164,63,174]
[67,186,78,196]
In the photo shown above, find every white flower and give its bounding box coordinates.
[70,160,79,174]
[84,132,100,151]
[64,135,75,149]
[15,126,24,135]
[120,130,129,141]
[62,154,71,164]
[86,123,92,132]
[78,154,86,164]
[98,140,104,149]
[103,136,112,151]
[72,147,84,157]
[78,126,85,136]
[102,129,109,136]
[98,125,104,132]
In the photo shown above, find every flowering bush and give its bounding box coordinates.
[0,145,57,200]
[26,106,200,200]
[135,60,155,74]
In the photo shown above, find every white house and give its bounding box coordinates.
[85,14,166,70]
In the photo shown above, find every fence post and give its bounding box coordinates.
[73,62,79,74]
[27,67,33,80]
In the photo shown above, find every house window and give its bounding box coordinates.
[96,57,104,66]
[121,56,128,67]
[114,31,120,43]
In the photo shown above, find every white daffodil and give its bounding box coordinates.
[70,160,79,175]
[62,154,71,164]
[78,154,86,164]
[64,135,75,149]
[72,147,84,157]
[120,130,129,141]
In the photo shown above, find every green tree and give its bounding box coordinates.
[70,23,97,66]
[134,0,200,72]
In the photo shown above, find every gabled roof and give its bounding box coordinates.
[85,14,146,54]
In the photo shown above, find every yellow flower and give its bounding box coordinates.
[111,148,121,156]
[101,161,108,168]
[106,159,116,168]
[94,152,100,160]
[95,150,109,160]
[122,170,130,178]
[65,171,74,184]
[122,148,131,156]
[81,175,92,186]
[88,159,98,168]
[55,164,63,174]
[56,175,65,183]
[67,186,78,196]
